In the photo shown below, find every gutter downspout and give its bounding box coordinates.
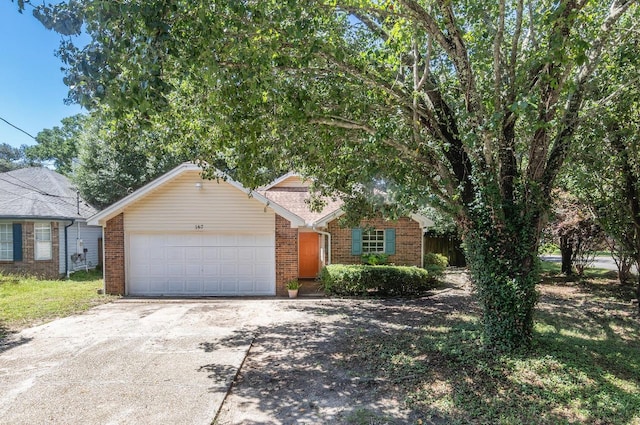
[101,225,106,295]
[421,227,426,268]
[64,219,75,278]
[312,227,331,266]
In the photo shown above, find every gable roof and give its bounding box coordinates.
[259,173,434,229]
[313,209,434,228]
[258,172,312,191]
[87,163,306,227]
[258,188,344,224]
[0,167,97,220]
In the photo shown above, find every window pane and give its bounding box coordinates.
[0,224,12,260]
[34,223,52,260]
[362,229,385,253]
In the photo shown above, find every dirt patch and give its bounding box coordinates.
[216,270,639,424]
[215,271,475,424]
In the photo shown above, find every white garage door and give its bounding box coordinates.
[128,233,275,296]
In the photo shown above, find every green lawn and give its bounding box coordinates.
[0,270,115,336]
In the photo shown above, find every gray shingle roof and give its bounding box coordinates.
[0,167,97,220]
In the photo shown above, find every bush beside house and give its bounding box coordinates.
[320,264,437,296]
[424,253,448,278]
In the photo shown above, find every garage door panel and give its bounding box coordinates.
[185,280,202,293]
[255,248,272,262]
[128,233,275,296]
[220,280,237,293]
[203,280,220,292]
[185,246,203,261]
[238,265,254,278]
[221,263,237,276]
[185,264,201,276]
[221,248,238,261]
[202,264,220,277]
[238,280,254,292]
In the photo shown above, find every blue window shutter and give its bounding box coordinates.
[12,223,22,261]
[351,228,363,255]
[384,229,396,255]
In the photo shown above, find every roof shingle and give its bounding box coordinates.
[0,167,97,220]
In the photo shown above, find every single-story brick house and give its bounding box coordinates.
[0,167,102,278]
[89,163,433,296]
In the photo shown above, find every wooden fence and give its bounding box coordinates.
[424,234,466,266]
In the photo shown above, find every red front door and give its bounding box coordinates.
[299,232,320,278]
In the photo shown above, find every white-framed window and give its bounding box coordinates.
[362,229,385,254]
[34,223,52,261]
[0,223,12,261]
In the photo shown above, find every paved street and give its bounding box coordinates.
[541,255,638,273]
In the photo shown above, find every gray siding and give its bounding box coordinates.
[65,221,102,272]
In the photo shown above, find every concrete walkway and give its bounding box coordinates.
[0,299,307,425]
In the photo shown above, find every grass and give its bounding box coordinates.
[340,269,640,424]
[0,270,115,337]
[543,249,613,257]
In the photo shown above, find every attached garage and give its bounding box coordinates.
[128,233,275,296]
[89,163,305,297]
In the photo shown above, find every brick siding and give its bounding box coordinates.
[0,221,61,279]
[104,213,125,295]
[328,216,423,266]
[275,214,298,296]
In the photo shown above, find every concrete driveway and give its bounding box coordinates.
[0,299,308,425]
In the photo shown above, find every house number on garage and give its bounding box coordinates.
[195,224,204,230]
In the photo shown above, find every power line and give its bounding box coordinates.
[0,186,80,212]
[0,116,37,140]
[0,177,79,210]
[0,174,50,196]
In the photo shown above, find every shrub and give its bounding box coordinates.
[320,264,436,297]
[424,252,448,277]
[361,253,389,265]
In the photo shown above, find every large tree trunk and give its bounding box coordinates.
[636,256,640,316]
[559,235,573,276]
[463,210,541,351]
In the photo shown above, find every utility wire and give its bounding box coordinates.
[0,175,51,196]
[0,116,37,140]
[0,177,80,210]
[0,186,84,212]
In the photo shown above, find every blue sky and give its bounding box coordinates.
[0,1,84,148]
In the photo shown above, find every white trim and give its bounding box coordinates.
[101,226,106,295]
[410,213,435,229]
[0,222,12,261]
[34,222,53,261]
[313,209,434,229]
[258,171,300,191]
[362,228,386,254]
[312,227,331,266]
[88,163,306,228]
[314,209,346,228]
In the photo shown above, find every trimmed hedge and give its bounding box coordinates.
[320,264,437,297]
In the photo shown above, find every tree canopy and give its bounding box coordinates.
[28,0,639,350]
[72,109,189,208]
[564,17,640,306]
[0,143,28,172]
[24,113,86,175]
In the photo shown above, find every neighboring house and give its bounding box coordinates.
[89,163,433,297]
[0,167,101,278]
